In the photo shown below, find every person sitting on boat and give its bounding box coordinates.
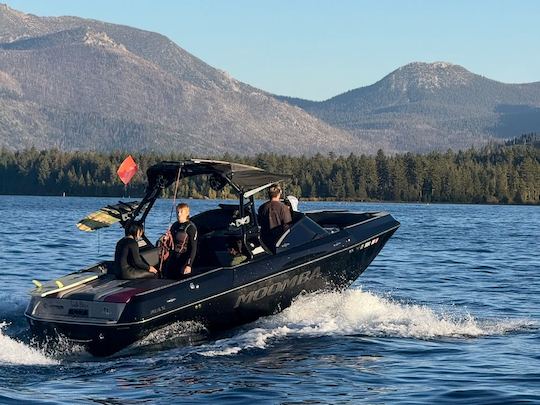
[258,184,292,253]
[227,238,247,266]
[163,203,198,279]
[114,221,158,280]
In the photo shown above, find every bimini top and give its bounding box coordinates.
[147,159,292,198]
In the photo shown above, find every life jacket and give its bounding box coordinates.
[169,222,194,255]
[173,229,189,254]
[158,229,174,262]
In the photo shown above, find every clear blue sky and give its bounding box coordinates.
[5,0,540,100]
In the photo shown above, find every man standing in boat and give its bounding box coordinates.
[164,203,198,279]
[258,184,292,253]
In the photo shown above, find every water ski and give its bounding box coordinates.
[31,273,99,297]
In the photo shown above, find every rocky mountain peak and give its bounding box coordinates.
[383,61,476,92]
[0,4,364,155]
[0,3,56,43]
[0,3,23,16]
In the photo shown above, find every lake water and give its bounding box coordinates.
[0,196,538,404]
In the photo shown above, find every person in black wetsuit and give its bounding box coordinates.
[163,203,198,280]
[258,184,292,253]
[114,221,158,280]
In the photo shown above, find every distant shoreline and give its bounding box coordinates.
[0,194,537,207]
[1,141,538,205]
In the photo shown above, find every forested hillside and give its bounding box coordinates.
[0,4,360,155]
[1,138,538,204]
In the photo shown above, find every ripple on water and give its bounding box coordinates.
[0,198,539,404]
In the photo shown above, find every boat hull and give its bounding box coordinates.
[26,213,399,356]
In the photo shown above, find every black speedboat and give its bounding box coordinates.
[25,159,400,356]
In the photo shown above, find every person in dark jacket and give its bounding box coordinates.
[163,203,198,280]
[258,184,292,253]
[227,238,248,266]
[114,221,158,280]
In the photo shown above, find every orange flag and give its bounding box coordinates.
[117,155,138,185]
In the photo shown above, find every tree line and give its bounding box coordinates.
[0,139,538,204]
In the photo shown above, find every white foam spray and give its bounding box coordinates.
[135,320,207,348]
[199,289,533,357]
[0,323,58,366]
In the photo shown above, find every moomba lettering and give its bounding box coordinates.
[234,267,321,308]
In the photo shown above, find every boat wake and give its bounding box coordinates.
[0,293,58,366]
[136,321,207,346]
[130,320,209,354]
[1,289,534,363]
[199,289,535,356]
[0,323,57,366]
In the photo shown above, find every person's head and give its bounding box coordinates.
[284,195,299,212]
[176,203,190,223]
[125,220,144,239]
[227,238,243,257]
[267,184,282,200]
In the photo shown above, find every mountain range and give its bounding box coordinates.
[278,62,540,152]
[1,4,539,155]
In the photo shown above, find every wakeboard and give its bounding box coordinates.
[76,201,141,232]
